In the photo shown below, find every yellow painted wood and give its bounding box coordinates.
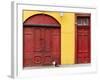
[23,10,75,64]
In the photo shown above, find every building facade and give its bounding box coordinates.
[23,10,90,67]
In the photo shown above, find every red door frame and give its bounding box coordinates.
[75,13,91,64]
[23,14,61,67]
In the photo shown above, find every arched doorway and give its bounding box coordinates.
[23,14,61,67]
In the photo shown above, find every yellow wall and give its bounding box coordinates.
[61,13,75,64]
[23,10,75,64]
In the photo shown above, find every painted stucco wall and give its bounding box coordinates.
[23,10,75,64]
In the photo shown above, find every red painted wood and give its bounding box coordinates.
[77,28,90,63]
[24,14,60,26]
[23,28,33,67]
[51,28,61,64]
[42,28,52,65]
[75,14,90,64]
[32,28,43,66]
[23,27,61,67]
[23,14,61,67]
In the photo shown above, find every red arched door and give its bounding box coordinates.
[23,14,61,67]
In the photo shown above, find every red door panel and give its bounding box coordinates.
[51,28,61,64]
[33,28,42,51]
[24,28,33,52]
[44,28,51,52]
[32,27,60,66]
[23,28,33,67]
[32,28,43,66]
[76,27,90,63]
[23,27,61,67]
[43,28,52,65]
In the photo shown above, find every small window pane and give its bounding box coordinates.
[77,17,89,26]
